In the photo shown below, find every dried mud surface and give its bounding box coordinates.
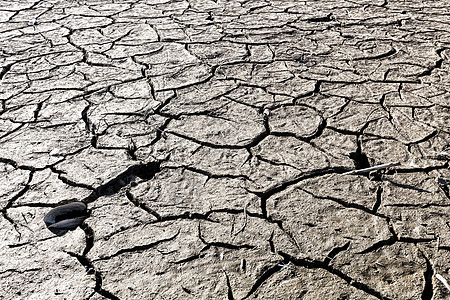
[1,1,450,299]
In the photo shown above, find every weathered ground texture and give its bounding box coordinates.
[1,0,450,299]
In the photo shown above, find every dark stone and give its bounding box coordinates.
[44,202,89,236]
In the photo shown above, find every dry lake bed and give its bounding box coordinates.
[1,0,449,299]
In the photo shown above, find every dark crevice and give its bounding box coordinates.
[41,121,78,129]
[83,160,163,203]
[224,271,235,300]
[165,165,252,181]
[270,118,327,143]
[33,102,43,121]
[268,231,275,253]
[94,230,180,262]
[358,221,397,254]
[154,211,217,224]
[0,267,41,275]
[360,224,436,254]
[254,154,302,171]
[398,237,436,243]
[160,100,233,120]
[158,70,215,93]
[91,134,99,149]
[383,177,431,193]
[66,251,120,300]
[292,80,322,102]
[406,130,438,146]
[417,48,444,78]
[278,251,391,300]
[204,208,263,219]
[80,223,95,256]
[198,223,254,250]
[148,117,173,146]
[172,253,206,264]
[241,263,285,299]
[0,62,13,80]
[0,157,28,170]
[81,104,91,132]
[308,117,327,140]
[7,236,57,248]
[386,162,448,175]
[248,166,347,218]
[437,246,450,251]
[384,203,450,208]
[378,78,421,84]
[99,209,257,243]
[359,235,397,254]
[241,258,247,272]
[379,93,392,120]
[2,171,34,228]
[126,190,162,220]
[324,241,350,266]
[372,185,383,213]
[80,103,102,149]
[181,286,192,294]
[300,188,387,219]
[419,250,433,300]
[0,122,26,141]
[271,219,301,249]
[305,13,333,23]
[50,166,96,191]
[201,240,254,251]
[11,202,62,208]
[349,142,371,171]
[327,126,360,136]
[166,124,269,150]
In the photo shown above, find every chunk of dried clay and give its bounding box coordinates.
[44,202,89,236]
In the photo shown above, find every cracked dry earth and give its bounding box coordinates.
[1,0,450,299]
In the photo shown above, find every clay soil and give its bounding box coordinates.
[1,1,449,299]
